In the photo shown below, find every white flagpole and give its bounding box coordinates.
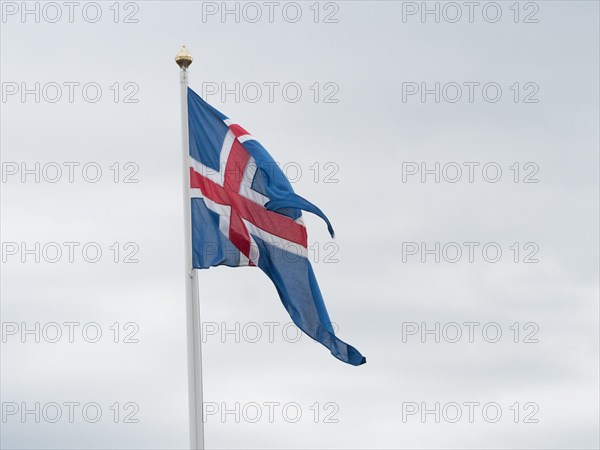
[176,45,205,450]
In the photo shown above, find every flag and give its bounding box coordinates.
[186,87,366,366]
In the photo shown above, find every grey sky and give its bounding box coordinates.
[1,1,598,449]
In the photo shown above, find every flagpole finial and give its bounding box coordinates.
[176,45,193,69]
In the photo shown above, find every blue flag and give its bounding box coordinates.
[187,88,365,366]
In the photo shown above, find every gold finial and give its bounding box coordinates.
[175,45,193,69]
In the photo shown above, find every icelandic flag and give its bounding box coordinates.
[187,88,366,366]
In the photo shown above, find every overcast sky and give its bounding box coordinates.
[1,1,599,449]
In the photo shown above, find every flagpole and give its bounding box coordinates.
[176,45,205,450]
